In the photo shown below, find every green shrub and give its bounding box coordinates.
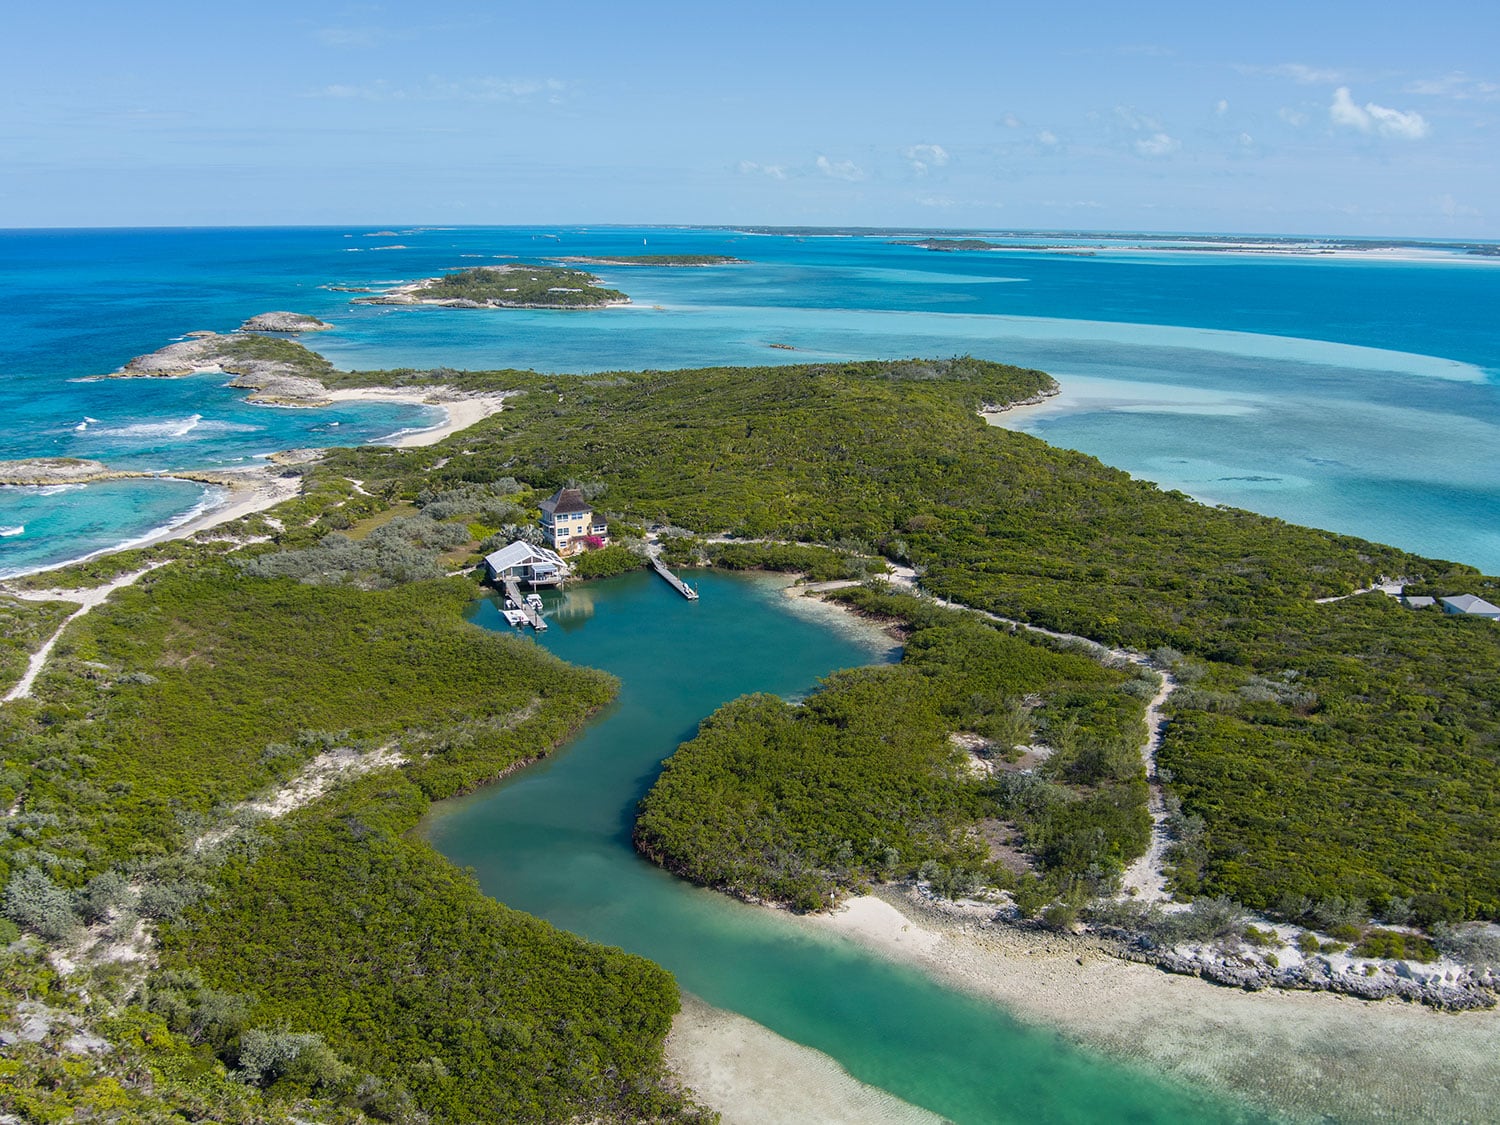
[1353,928,1439,963]
[571,543,647,580]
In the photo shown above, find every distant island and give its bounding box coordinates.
[896,238,1096,255]
[552,254,744,267]
[355,265,629,309]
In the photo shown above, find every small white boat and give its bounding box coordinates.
[502,608,528,627]
[74,421,88,431]
[525,593,545,611]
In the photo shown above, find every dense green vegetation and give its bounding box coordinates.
[161,774,705,1123]
[0,567,618,877]
[0,941,364,1124]
[0,594,76,694]
[411,266,627,307]
[636,588,1151,909]
[569,542,647,579]
[321,355,1499,922]
[1157,594,1500,922]
[0,552,709,1121]
[702,541,877,582]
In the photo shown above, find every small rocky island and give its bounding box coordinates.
[355,265,629,309]
[237,311,333,333]
[106,312,344,405]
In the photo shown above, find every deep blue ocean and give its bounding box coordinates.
[2,225,1498,576]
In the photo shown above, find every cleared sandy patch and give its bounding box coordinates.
[666,994,943,1125]
[194,745,406,851]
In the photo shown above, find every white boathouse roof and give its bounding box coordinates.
[484,541,567,574]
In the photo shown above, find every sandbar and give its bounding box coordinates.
[799,888,1500,1123]
[665,994,942,1125]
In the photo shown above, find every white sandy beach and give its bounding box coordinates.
[797,889,1500,1123]
[319,386,510,446]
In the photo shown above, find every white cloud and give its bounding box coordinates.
[1278,107,1308,127]
[312,77,565,103]
[738,161,786,180]
[1239,132,1254,146]
[1037,130,1058,147]
[1238,63,1344,85]
[1330,87,1369,130]
[916,195,957,208]
[817,155,865,181]
[1135,132,1180,156]
[1331,87,1430,139]
[1406,73,1500,101]
[1001,113,1023,128]
[1438,193,1480,219]
[905,144,949,175]
[1215,99,1230,116]
[906,144,949,166]
[1115,106,1164,132]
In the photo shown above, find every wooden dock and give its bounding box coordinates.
[501,576,548,629]
[650,556,699,600]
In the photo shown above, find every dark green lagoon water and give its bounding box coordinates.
[423,570,1264,1124]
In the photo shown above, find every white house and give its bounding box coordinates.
[1440,594,1500,620]
[538,487,610,557]
[484,541,570,586]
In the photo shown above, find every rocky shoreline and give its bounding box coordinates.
[0,457,290,491]
[1114,933,1498,1011]
[891,888,1499,1012]
[979,386,1060,413]
[237,311,332,333]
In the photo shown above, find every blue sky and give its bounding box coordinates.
[4,0,1498,235]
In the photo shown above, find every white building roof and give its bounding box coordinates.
[484,541,567,573]
[1441,594,1500,616]
[1403,596,1437,608]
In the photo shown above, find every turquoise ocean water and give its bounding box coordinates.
[2,225,1497,576]
[5,227,1497,1118]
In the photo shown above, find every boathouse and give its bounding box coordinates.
[539,487,610,557]
[484,541,569,586]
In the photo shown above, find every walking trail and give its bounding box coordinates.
[3,564,170,703]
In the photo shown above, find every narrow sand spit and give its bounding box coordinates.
[666,995,944,1125]
[139,471,303,548]
[802,890,1500,1123]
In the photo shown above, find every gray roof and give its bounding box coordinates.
[1403,596,1437,608]
[539,487,592,516]
[1441,593,1500,616]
